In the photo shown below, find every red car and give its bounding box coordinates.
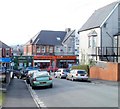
[47,66,58,72]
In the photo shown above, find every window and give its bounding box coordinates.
[49,47,53,53]
[36,47,40,53]
[68,47,72,52]
[57,37,61,41]
[77,47,79,53]
[6,48,10,56]
[76,37,79,45]
[88,36,92,47]
[56,47,59,52]
[42,46,45,53]
[88,36,97,48]
[93,36,97,47]
[114,36,117,47]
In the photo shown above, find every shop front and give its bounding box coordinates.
[0,57,11,68]
[33,55,76,69]
[34,56,53,69]
[12,56,33,70]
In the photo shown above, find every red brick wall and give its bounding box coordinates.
[117,63,119,81]
[90,62,119,81]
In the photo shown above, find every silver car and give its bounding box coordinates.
[54,68,70,79]
[66,69,88,81]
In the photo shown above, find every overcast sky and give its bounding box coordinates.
[0,0,117,45]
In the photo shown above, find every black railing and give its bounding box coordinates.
[89,47,120,62]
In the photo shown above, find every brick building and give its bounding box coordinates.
[24,29,76,69]
[0,40,12,68]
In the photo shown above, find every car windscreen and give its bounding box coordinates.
[33,72,48,78]
[77,70,86,74]
[63,69,70,72]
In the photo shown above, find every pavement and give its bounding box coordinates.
[1,78,39,109]
[90,78,118,86]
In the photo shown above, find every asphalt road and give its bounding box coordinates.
[33,78,118,107]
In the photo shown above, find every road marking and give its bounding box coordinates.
[25,81,48,109]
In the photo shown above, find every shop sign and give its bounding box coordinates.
[0,58,11,63]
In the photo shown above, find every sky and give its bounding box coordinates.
[0,0,118,46]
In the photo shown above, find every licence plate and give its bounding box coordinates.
[40,82,46,84]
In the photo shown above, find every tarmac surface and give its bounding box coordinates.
[2,78,38,109]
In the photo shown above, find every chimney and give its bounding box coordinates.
[65,28,71,33]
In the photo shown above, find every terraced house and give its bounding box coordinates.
[78,1,120,64]
[24,28,78,69]
[0,40,12,68]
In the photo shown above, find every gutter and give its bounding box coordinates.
[78,26,100,34]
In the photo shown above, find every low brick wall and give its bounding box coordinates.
[90,62,120,81]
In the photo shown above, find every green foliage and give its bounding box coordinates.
[0,91,5,106]
[88,59,96,67]
[72,65,89,75]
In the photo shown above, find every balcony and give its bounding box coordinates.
[89,47,120,62]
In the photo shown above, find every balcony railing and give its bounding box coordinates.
[88,47,120,62]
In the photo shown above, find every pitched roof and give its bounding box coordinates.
[62,30,75,44]
[0,40,11,48]
[79,1,119,32]
[32,30,67,46]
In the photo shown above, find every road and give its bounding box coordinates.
[32,77,118,107]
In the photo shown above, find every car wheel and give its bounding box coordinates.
[32,86,36,89]
[49,84,53,88]
[71,76,74,81]
[17,76,20,79]
[60,75,62,79]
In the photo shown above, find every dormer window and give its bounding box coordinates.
[57,37,61,41]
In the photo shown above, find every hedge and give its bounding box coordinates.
[72,65,89,75]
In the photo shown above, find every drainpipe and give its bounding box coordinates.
[100,27,103,60]
[117,36,118,62]
[106,32,114,48]
[106,32,114,62]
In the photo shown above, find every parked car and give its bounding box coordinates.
[47,66,58,72]
[13,69,22,79]
[29,71,53,89]
[54,68,70,79]
[66,69,88,81]
[21,67,39,79]
[26,69,41,84]
[0,67,6,83]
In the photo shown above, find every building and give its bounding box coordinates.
[0,40,12,68]
[24,29,77,69]
[78,1,120,64]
